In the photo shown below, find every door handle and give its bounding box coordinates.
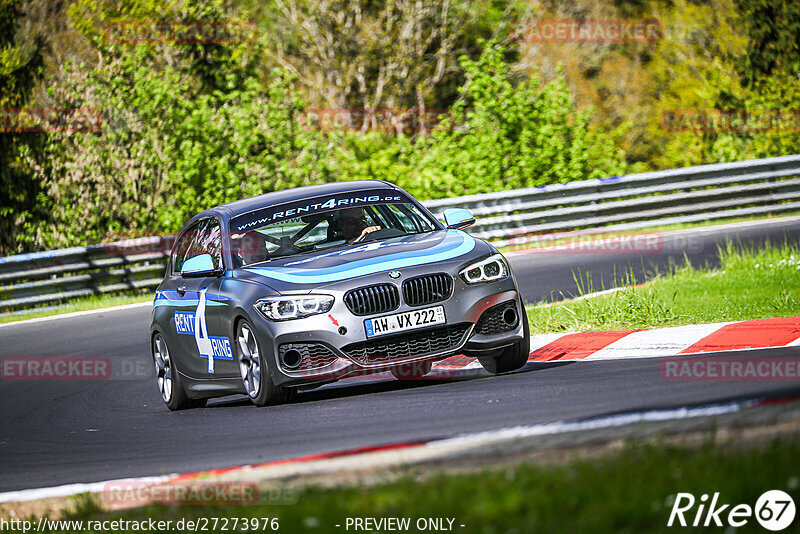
[177,284,186,296]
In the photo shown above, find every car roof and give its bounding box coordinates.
[190,180,402,225]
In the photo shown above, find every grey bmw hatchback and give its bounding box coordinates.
[150,181,530,409]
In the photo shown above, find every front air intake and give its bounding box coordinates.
[343,284,400,316]
[402,273,453,307]
[342,324,470,365]
[475,300,519,335]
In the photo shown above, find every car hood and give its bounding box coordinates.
[237,230,481,290]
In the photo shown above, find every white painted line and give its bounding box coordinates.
[534,285,640,308]
[506,215,800,257]
[0,475,175,504]
[0,398,760,505]
[665,214,800,236]
[787,336,800,347]
[173,401,751,486]
[584,322,733,360]
[529,332,571,351]
[430,401,746,449]
[0,301,151,329]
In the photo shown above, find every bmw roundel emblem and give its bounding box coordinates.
[389,271,401,279]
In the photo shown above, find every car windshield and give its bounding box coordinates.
[228,193,439,266]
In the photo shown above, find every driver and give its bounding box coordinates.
[337,208,381,244]
[234,231,269,266]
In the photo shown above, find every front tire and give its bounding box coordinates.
[478,306,530,375]
[152,332,206,410]
[236,320,295,406]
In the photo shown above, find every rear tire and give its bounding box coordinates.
[478,305,530,375]
[152,332,205,410]
[236,319,293,407]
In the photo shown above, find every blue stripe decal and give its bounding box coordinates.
[245,231,476,284]
[153,299,227,308]
[153,290,228,308]
[156,290,234,301]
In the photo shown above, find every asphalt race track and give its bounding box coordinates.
[1,219,800,492]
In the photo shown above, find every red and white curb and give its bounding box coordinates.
[428,316,800,375]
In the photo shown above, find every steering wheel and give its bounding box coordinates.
[273,236,300,257]
[360,227,405,242]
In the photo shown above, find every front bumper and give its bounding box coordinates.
[248,274,525,387]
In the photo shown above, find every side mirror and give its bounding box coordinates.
[443,208,475,230]
[181,254,217,277]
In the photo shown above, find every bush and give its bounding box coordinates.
[337,42,630,200]
[19,36,628,250]
[27,43,335,248]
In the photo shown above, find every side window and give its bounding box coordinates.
[172,223,200,274]
[192,218,224,270]
[385,204,423,233]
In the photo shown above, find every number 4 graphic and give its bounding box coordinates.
[194,289,216,373]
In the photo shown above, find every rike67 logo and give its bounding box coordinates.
[668,490,796,531]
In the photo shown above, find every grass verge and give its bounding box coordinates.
[526,240,800,333]
[0,293,151,324]
[35,433,800,533]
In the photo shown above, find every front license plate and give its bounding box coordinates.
[364,306,446,338]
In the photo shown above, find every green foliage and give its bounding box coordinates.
[34,57,334,248]
[644,0,800,169]
[642,0,748,168]
[16,0,335,249]
[415,42,628,197]
[736,0,800,86]
[0,0,45,106]
[0,0,47,255]
[253,0,520,112]
[5,0,800,253]
[17,35,628,250]
[336,42,629,199]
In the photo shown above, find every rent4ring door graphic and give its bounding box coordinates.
[163,215,238,379]
[167,276,236,379]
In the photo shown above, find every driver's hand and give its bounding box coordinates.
[351,226,380,243]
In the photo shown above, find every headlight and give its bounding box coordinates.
[255,295,334,321]
[459,254,509,284]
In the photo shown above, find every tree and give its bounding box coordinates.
[335,41,630,199]
[736,0,800,87]
[262,0,512,114]
[23,0,336,250]
[0,0,46,255]
[414,42,629,197]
